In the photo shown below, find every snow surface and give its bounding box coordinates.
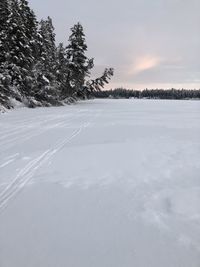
[0,99,200,267]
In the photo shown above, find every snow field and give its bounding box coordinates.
[0,99,200,267]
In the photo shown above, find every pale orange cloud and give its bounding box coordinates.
[128,55,161,75]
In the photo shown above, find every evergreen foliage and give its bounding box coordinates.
[94,88,200,100]
[0,1,114,110]
[87,68,114,92]
[0,0,11,108]
[66,22,94,98]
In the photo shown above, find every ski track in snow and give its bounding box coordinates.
[0,109,84,151]
[0,100,200,267]
[0,159,16,169]
[0,107,97,212]
[0,126,82,212]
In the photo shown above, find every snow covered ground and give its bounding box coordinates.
[0,99,200,267]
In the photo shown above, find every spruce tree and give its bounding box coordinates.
[0,3,114,109]
[4,0,34,98]
[66,22,94,97]
[0,0,15,107]
[86,68,114,92]
[38,17,56,80]
[18,0,40,100]
[56,43,70,99]
[35,17,59,104]
[0,0,40,107]
[0,0,9,30]
[0,0,10,64]
[0,0,10,70]
[19,0,39,63]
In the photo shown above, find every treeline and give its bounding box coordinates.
[94,88,200,100]
[0,0,114,110]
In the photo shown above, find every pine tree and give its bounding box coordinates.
[0,0,40,107]
[0,0,10,64]
[0,0,14,107]
[55,43,70,99]
[0,4,114,109]
[0,0,9,30]
[19,0,39,63]
[18,0,40,100]
[34,17,59,105]
[38,17,56,80]
[86,68,114,93]
[66,22,94,97]
[4,0,34,98]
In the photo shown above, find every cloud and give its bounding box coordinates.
[128,55,162,75]
[29,0,200,89]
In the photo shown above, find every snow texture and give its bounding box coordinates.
[0,99,200,267]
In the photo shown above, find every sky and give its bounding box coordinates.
[29,0,200,90]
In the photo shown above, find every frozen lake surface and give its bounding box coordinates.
[0,99,200,267]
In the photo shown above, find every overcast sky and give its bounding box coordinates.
[29,0,200,89]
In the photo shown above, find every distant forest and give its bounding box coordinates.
[94,88,200,100]
[0,0,113,110]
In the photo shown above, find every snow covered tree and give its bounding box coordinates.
[66,22,94,97]
[33,17,60,104]
[17,0,41,100]
[0,2,114,110]
[38,17,57,80]
[55,43,71,99]
[0,0,11,107]
[2,0,37,99]
[0,0,9,29]
[0,0,23,107]
[86,68,114,93]
[18,0,39,62]
[0,0,10,63]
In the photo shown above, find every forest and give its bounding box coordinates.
[0,0,114,111]
[94,88,200,100]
